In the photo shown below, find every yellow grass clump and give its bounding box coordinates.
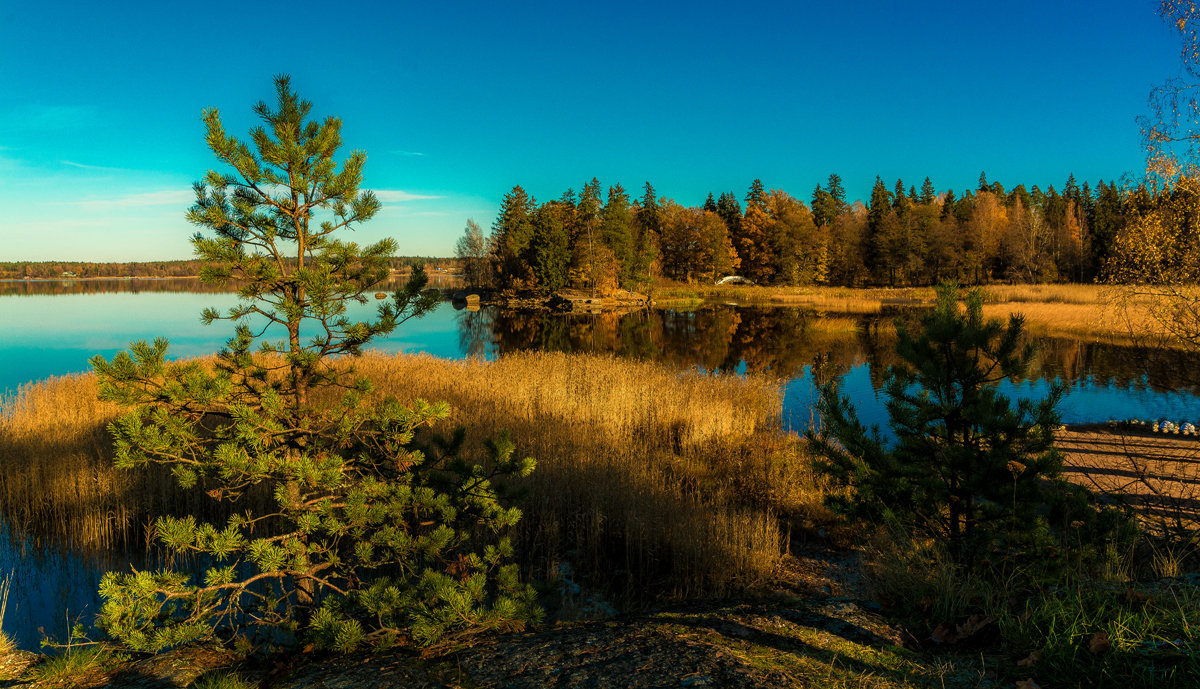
[0,351,825,601]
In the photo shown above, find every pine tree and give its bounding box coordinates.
[865,177,893,282]
[91,77,539,653]
[940,189,957,220]
[529,202,571,293]
[920,177,936,205]
[826,173,847,215]
[630,182,661,286]
[809,283,1067,561]
[601,183,636,287]
[812,182,842,230]
[571,178,603,292]
[491,186,537,289]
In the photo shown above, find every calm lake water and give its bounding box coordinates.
[1,278,1199,648]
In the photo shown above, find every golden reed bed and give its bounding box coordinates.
[0,351,824,600]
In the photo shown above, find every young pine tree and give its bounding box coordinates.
[809,283,1067,562]
[91,76,538,653]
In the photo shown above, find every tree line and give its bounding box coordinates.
[461,172,1150,292]
[0,257,455,281]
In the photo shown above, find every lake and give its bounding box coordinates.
[1,279,1199,648]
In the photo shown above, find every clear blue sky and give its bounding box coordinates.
[0,0,1181,261]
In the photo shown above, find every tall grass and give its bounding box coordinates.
[354,351,809,597]
[0,374,221,551]
[0,352,819,601]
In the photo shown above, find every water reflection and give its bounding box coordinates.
[458,303,1198,395]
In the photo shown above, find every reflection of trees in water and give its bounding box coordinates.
[465,304,1195,395]
[455,307,493,358]
[0,278,228,296]
[1034,338,1198,393]
[1,275,455,298]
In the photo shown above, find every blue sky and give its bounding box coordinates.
[0,1,1180,261]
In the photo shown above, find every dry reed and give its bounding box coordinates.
[352,351,804,598]
[0,352,821,602]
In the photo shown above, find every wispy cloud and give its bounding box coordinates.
[391,150,425,157]
[59,189,195,211]
[59,159,132,173]
[374,189,442,203]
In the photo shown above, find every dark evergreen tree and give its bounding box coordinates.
[572,178,603,292]
[940,189,957,219]
[630,182,661,285]
[892,179,911,217]
[745,178,767,208]
[826,173,847,214]
[492,186,537,289]
[865,177,893,281]
[1008,184,1033,212]
[920,177,936,205]
[1090,180,1125,270]
[601,183,636,286]
[703,192,718,213]
[809,283,1067,561]
[715,192,743,239]
[812,183,837,228]
[529,202,571,293]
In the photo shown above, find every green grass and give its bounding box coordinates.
[997,584,1200,688]
[188,670,257,689]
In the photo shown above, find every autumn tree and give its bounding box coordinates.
[1105,175,1200,386]
[92,77,538,652]
[767,189,825,285]
[735,179,775,283]
[965,190,1008,283]
[659,201,738,281]
[1142,0,1200,179]
[1004,198,1055,282]
[455,218,491,288]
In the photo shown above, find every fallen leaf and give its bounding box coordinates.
[1124,588,1150,606]
[1016,650,1044,667]
[931,621,956,644]
[956,614,995,641]
[1089,631,1111,654]
[1015,679,1041,689]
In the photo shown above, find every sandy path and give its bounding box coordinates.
[1058,425,1200,529]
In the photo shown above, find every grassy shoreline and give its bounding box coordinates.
[652,282,1162,343]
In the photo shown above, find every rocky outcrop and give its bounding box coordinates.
[448,288,650,313]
